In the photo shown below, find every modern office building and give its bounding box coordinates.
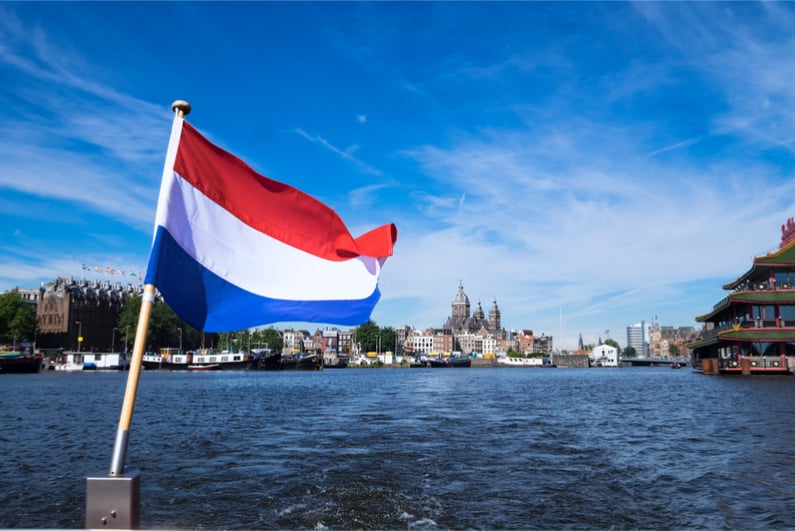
[626,321,650,357]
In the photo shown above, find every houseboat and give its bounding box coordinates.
[54,352,84,372]
[82,352,130,370]
[142,348,256,370]
[689,218,795,375]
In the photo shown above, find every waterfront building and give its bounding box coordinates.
[649,321,697,358]
[515,329,554,355]
[590,344,619,367]
[689,218,795,374]
[36,277,145,352]
[282,329,301,354]
[409,329,434,354]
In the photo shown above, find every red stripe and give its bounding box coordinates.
[174,121,396,261]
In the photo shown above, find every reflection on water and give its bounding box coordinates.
[1,368,794,529]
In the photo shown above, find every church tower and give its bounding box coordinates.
[473,301,485,320]
[451,281,470,322]
[489,297,501,332]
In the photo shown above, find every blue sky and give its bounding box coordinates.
[2,2,795,350]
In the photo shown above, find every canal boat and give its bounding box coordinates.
[143,348,255,370]
[54,352,84,372]
[0,352,43,373]
[322,351,349,369]
[427,354,471,368]
[689,217,795,375]
[82,352,130,370]
[281,353,323,370]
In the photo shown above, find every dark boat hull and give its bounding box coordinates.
[259,353,282,371]
[281,355,323,371]
[427,357,472,368]
[0,354,43,374]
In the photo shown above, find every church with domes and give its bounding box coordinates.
[443,281,503,336]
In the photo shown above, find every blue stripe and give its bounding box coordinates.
[145,227,381,331]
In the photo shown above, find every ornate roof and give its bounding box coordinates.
[452,281,469,306]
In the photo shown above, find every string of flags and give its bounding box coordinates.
[81,264,143,282]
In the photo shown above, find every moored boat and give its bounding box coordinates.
[251,348,282,370]
[81,352,130,371]
[0,352,43,374]
[54,352,84,372]
[281,353,323,370]
[187,363,221,371]
[143,348,256,370]
[322,351,349,369]
[426,355,471,368]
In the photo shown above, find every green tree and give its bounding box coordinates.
[116,295,199,352]
[0,292,36,345]
[258,327,283,352]
[379,326,396,353]
[623,346,637,358]
[354,321,380,352]
[669,344,680,357]
[604,338,621,352]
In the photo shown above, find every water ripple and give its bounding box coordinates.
[1,368,795,529]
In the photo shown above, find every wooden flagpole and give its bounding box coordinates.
[109,100,191,476]
[86,101,190,529]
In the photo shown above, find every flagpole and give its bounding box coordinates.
[109,100,191,476]
[86,100,190,529]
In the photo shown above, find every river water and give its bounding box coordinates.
[1,367,794,529]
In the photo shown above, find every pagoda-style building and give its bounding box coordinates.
[689,219,795,375]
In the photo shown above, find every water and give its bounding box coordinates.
[2,367,794,529]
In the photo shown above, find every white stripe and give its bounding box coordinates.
[153,115,184,239]
[158,170,381,301]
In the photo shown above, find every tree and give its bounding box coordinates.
[250,327,283,352]
[354,321,380,352]
[604,338,621,352]
[623,346,637,358]
[379,326,396,353]
[116,295,200,352]
[0,292,36,345]
[669,344,680,357]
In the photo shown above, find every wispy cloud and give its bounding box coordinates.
[293,127,382,176]
[648,138,702,157]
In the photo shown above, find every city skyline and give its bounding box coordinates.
[3,3,795,350]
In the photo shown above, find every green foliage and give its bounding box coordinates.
[0,292,36,345]
[623,346,637,358]
[116,295,200,352]
[254,327,283,352]
[354,321,380,351]
[507,349,548,359]
[354,321,396,353]
[669,344,680,357]
[604,338,621,352]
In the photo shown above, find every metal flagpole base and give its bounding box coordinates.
[86,470,141,529]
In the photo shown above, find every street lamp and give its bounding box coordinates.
[75,321,82,353]
[124,325,130,353]
[112,328,119,353]
[177,327,183,353]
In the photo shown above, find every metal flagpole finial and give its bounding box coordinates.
[171,100,191,116]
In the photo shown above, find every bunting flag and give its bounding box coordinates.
[144,116,397,332]
[81,264,143,282]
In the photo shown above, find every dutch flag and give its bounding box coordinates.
[144,115,397,332]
